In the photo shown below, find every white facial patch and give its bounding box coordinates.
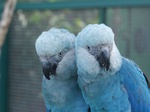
[56,49,77,79]
[76,47,100,79]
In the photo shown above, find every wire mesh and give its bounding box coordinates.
[7,9,99,112]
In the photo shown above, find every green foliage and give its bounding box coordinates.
[28,11,43,24]
[17,9,98,34]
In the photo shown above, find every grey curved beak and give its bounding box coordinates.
[96,46,110,71]
[42,62,57,80]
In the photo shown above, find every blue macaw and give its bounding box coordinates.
[75,24,150,112]
[35,28,90,112]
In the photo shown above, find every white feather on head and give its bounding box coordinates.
[35,28,75,60]
[76,24,115,47]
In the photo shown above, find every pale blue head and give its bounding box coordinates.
[76,24,114,47]
[35,28,76,80]
[75,24,122,77]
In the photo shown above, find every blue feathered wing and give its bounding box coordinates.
[118,57,150,112]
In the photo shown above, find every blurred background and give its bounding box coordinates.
[0,0,150,112]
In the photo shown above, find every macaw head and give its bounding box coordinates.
[35,28,76,80]
[75,24,122,78]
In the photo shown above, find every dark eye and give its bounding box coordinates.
[99,46,102,50]
[58,51,65,57]
[86,46,91,51]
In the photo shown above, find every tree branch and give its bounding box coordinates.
[0,0,17,49]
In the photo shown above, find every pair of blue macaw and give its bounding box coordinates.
[35,24,150,112]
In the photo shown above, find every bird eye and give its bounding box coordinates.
[58,51,64,57]
[86,46,91,52]
[100,46,102,49]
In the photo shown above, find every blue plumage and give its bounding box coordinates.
[77,68,131,112]
[75,23,150,112]
[35,28,89,112]
[119,57,150,112]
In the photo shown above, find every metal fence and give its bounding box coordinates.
[1,0,150,112]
